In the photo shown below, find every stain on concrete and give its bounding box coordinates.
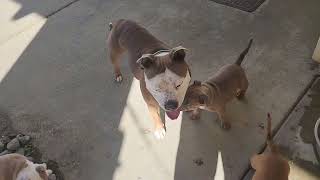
[0,109,65,180]
[299,78,320,144]
[309,61,319,71]
[279,145,320,177]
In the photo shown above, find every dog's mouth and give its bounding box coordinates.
[166,109,181,120]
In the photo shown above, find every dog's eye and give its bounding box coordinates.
[175,83,183,89]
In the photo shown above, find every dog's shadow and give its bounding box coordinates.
[174,97,256,180]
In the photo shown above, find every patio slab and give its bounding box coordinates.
[0,0,320,179]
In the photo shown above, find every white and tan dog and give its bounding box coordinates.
[107,19,191,139]
[0,153,52,180]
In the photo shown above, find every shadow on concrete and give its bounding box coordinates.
[0,0,132,179]
[174,109,252,180]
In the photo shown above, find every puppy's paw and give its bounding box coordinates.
[42,163,47,169]
[154,126,166,140]
[236,90,245,99]
[115,75,123,83]
[190,113,200,120]
[221,121,231,130]
[48,174,57,180]
[46,169,53,175]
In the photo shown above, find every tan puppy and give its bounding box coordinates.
[0,153,52,180]
[107,19,191,139]
[180,39,253,129]
[250,113,290,180]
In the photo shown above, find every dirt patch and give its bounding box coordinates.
[0,109,16,136]
[193,158,204,166]
[0,134,64,180]
[299,78,320,143]
[0,109,64,180]
[280,144,320,177]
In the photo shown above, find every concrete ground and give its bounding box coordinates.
[273,77,320,180]
[244,77,320,180]
[0,0,320,179]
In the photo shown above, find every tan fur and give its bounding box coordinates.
[250,114,290,180]
[0,154,27,180]
[180,39,252,129]
[107,19,190,139]
[0,153,51,180]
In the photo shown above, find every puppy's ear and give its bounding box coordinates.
[170,46,187,61]
[137,54,155,69]
[199,94,208,105]
[36,165,49,180]
[36,166,46,173]
[193,80,201,86]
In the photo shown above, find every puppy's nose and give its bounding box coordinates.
[165,100,178,111]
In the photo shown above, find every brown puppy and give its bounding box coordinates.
[180,39,253,129]
[250,113,290,180]
[107,19,191,139]
[0,153,52,180]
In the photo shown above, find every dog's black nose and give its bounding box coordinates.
[165,100,178,111]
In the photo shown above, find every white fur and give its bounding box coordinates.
[116,75,123,82]
[154,127,166,140]
[145,68,191,110]
[16,160,51,180]
[154,51,169,57]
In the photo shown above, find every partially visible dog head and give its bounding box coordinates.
[180,80,210,111]
[16,156,51,180]
[137,46,191,113]
[16,160,52,180]
[0,154,52,180]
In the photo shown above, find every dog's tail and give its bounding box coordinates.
[267,113,272,144]
[235,39,253,66]
[266,113,278,152]
[109,22,113,31]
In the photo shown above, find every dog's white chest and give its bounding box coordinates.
[199,106,206,110]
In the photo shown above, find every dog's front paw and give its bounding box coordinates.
[221,121,231,130]
[154,126,166,140]
[115,75,123,83]
[236,90,245,99]
[190,113,200,120]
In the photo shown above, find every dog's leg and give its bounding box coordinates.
[109,49,124,83]
[237,77,249,99]
[236,89,246,99]
[217,107,231,130]
[250,154,262,170]
[190,108,201,120]
[140,81,166,139]
[148,104,166,139]
[107,29,124,83]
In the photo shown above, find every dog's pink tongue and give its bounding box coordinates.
[166,110,180,120]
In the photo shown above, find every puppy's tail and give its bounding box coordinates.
[109,22,113,31]
[266,113,272,144]
[266,113,277,152]
[235,39,253,66]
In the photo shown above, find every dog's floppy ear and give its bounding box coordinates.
[137,54,155,69]
[36,165,49,180]
[199,94,208,105]
[36,165,46,173]
[193,80,201,86]
[170,46,187,61]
